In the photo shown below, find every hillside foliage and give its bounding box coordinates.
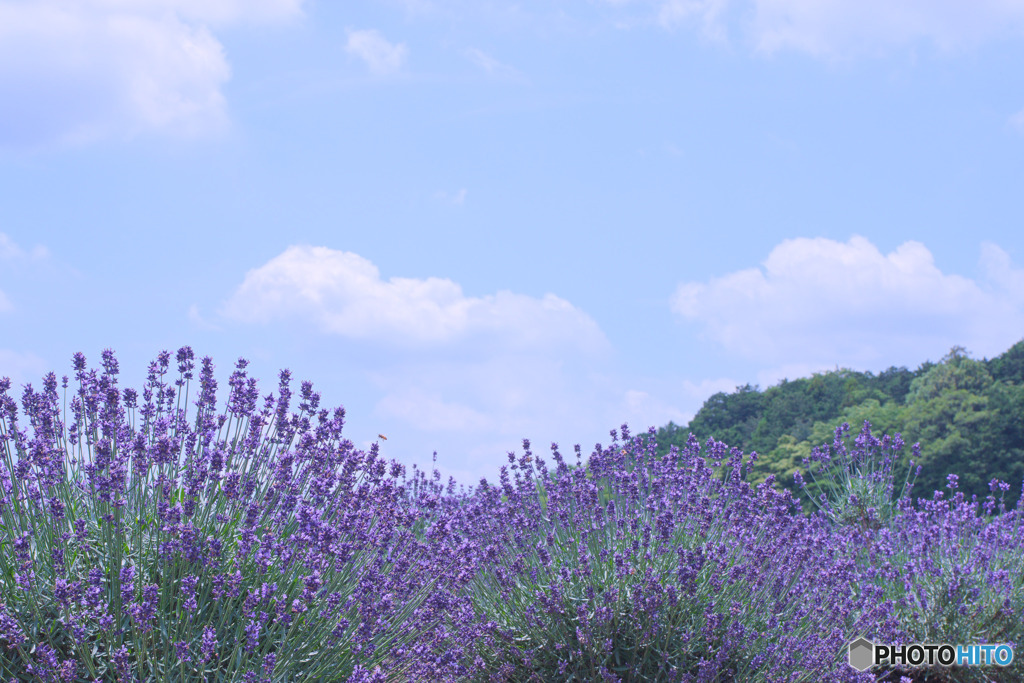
[644,340,1024,509]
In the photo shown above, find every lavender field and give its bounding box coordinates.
[1,349,1021,682]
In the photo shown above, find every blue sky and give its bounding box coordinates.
[2,0,1023,486]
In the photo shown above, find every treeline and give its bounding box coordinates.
[645,339,1024,509]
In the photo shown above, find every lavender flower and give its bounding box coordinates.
[2,350,1021,682]
[0,349,472,681]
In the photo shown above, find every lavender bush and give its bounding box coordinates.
[0,349,471,682]
[863,477,1024,683]
[794,421,921,533]
[795,422,1024,683]
[450,427,896,682]
[2,350,1022,682]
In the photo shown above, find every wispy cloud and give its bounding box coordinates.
[0,233,49,262]
[383,0,435,16]
[671,235,1024,368]
[74,0,304,26]
[376,387,494,432]
[747,0,1024,57]
[657,0,730,41]
[187,303,222,330]
[594,0,1024,57]
[368,355,621,458]
[464,48,523,80]
[620,388,691,428]
[434,188,468,205]
[0,349,49,388]
[1010,107,1024,135]
[757,0,1024,56]
[0,232,50,313]
[980,241,1024,307]
[345,29,408,75]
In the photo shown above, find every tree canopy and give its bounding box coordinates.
[646,339,1024,509]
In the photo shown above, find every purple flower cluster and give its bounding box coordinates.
[441,428,896,682]
[0,349,473,681]
[1,350,1021,682]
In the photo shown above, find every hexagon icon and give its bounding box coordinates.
[848,637,874,671]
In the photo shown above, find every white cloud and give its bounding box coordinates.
[755,361,837,388]
[658,0,730,40]
[211,246,732,485]
[620,389,690,429]
[679,376,743,402]
[434,188,468,205]
[358,356,574,482]
[211,246,748,485]
[747,0,1024,56]
[1011,107,1024,134]
[345,29,408,75]
[187,303,222,330]
[363,357,738,486]
[634,0,1024,57]
[219,245,609,352]
[369,354,611,452]
[0,233,49,262]
[0,232,50,313]
[0,349,50,389]
[670,235,1024,368]
[381,0,435,16]
[980,242,1024,306]
[464,48,523,79]
[0,1,303,149]
[612,376,739,436]
[376,387,494,432]
[88,0,303,26]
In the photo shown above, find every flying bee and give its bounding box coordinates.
[378,434,387,441]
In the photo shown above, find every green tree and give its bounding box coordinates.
[988,339,1024,385]
[686,384,764,453]
[645,340,1024,509]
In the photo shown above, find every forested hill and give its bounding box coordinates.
[647,340,1024,508]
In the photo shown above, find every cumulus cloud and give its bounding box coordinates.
[220,245,609,353]
[214,246,744,485]
[670,235,1024,367]
[345,29,408,75]
[0,0,303,149]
